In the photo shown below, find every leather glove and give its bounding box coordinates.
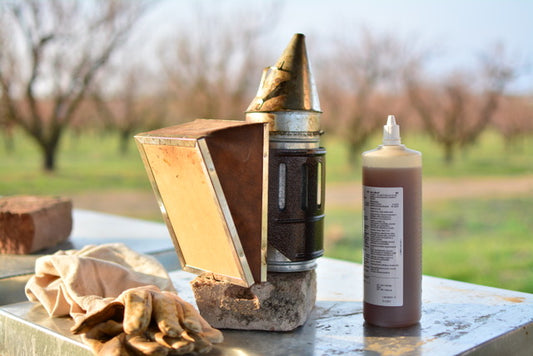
[71,285,223,355]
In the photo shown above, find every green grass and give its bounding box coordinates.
[0,130,152,195]
[422,197,533,293]
[2,128,532,192]
[2,128,533,293]
[324,207,364,263]
[324,196,533,293]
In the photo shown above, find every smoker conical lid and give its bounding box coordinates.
[246,33,321,113]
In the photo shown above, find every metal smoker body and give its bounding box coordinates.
[246,34,325,272]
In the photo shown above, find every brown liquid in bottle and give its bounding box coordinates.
[362,166,422,327]
[361,115,422,327]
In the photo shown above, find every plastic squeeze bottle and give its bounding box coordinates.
[362,115,422,327]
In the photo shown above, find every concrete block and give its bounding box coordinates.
[191,270,316,331]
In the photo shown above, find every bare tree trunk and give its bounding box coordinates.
[119,129,132,156]
[43,145,57,171]
[1,124,15,153]
[35,127,61,171]
[348,141,366,166]
[404,43,517,165]
[443,142,454,165]
[0,0,148,171]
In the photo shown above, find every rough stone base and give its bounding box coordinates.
[191,270,316,331]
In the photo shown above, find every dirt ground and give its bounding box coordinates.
[70,175,533,220]
[327,174,533,207]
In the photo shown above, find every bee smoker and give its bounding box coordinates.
[246,33,325,272]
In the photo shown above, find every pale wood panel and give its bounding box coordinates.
[142,143,243,280]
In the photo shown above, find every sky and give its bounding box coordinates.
[143,0,533,93]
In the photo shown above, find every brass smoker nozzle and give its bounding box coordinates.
[246,33,321,113]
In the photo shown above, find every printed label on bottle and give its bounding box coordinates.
[363,186,403,307]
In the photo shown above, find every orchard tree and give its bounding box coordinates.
[0,0,149,171]
[159,1,276,120]
[318,27,426,164]
[90,61,169,155]
[405,44,517,164]
[493,95,533,151]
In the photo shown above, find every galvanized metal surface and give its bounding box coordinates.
[175,258,533,355]
[2,256,532,355]
[245,34,322,151]
[0,302,91,356]
[246,34,326,273]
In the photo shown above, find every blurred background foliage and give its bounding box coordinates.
[1,0,532,292]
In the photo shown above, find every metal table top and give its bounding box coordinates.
[1,211,532,355]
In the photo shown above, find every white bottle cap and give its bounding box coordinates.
[382,115,402,145]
